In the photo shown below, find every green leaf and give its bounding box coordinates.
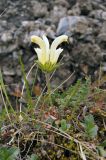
[83,114,98,139]
[53,78,90,110]
[97,146,106,157]
[27,154,39,160]
[101,140,106,147]
[0,147,19,160]
[97,140,106,157]
[60,119,67,131]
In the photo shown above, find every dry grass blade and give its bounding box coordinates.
[79,144,87,160]
[51,71,75,94]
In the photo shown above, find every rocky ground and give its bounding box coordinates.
[0,0,106,104]
[0,1,106,159]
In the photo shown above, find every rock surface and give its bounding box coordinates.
[0,0,106,90]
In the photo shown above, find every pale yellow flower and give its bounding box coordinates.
[31,35,68,72]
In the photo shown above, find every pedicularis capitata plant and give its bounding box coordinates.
[31,35,68,104]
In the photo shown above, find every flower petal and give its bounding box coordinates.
[42,35,50,62]
[34,48,42,62]
[55,48,63,62]
[31,35,46,64]
[50,48,63,64]
[50,35,68,52]
[42,35,49,52]
[31,35,45,51]
[50,35,68,64]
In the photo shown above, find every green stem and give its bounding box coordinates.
[45,73,52,105]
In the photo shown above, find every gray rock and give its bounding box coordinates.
[56,16,89,35]
[71,43,102,66]
[102,62,106,72]
[90,10,106,20]
[31,1,48,18]
[68,3,81,16]
[3,76,14,84]
[2,66,15,76]
[101,22,106,33]
[1,32,12,42]
[98,33,106,42]
[0,43,18,55]
[91,1,106,10]
[0,0,106,89]
[78,0,93,15]
[50,5,67,23]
